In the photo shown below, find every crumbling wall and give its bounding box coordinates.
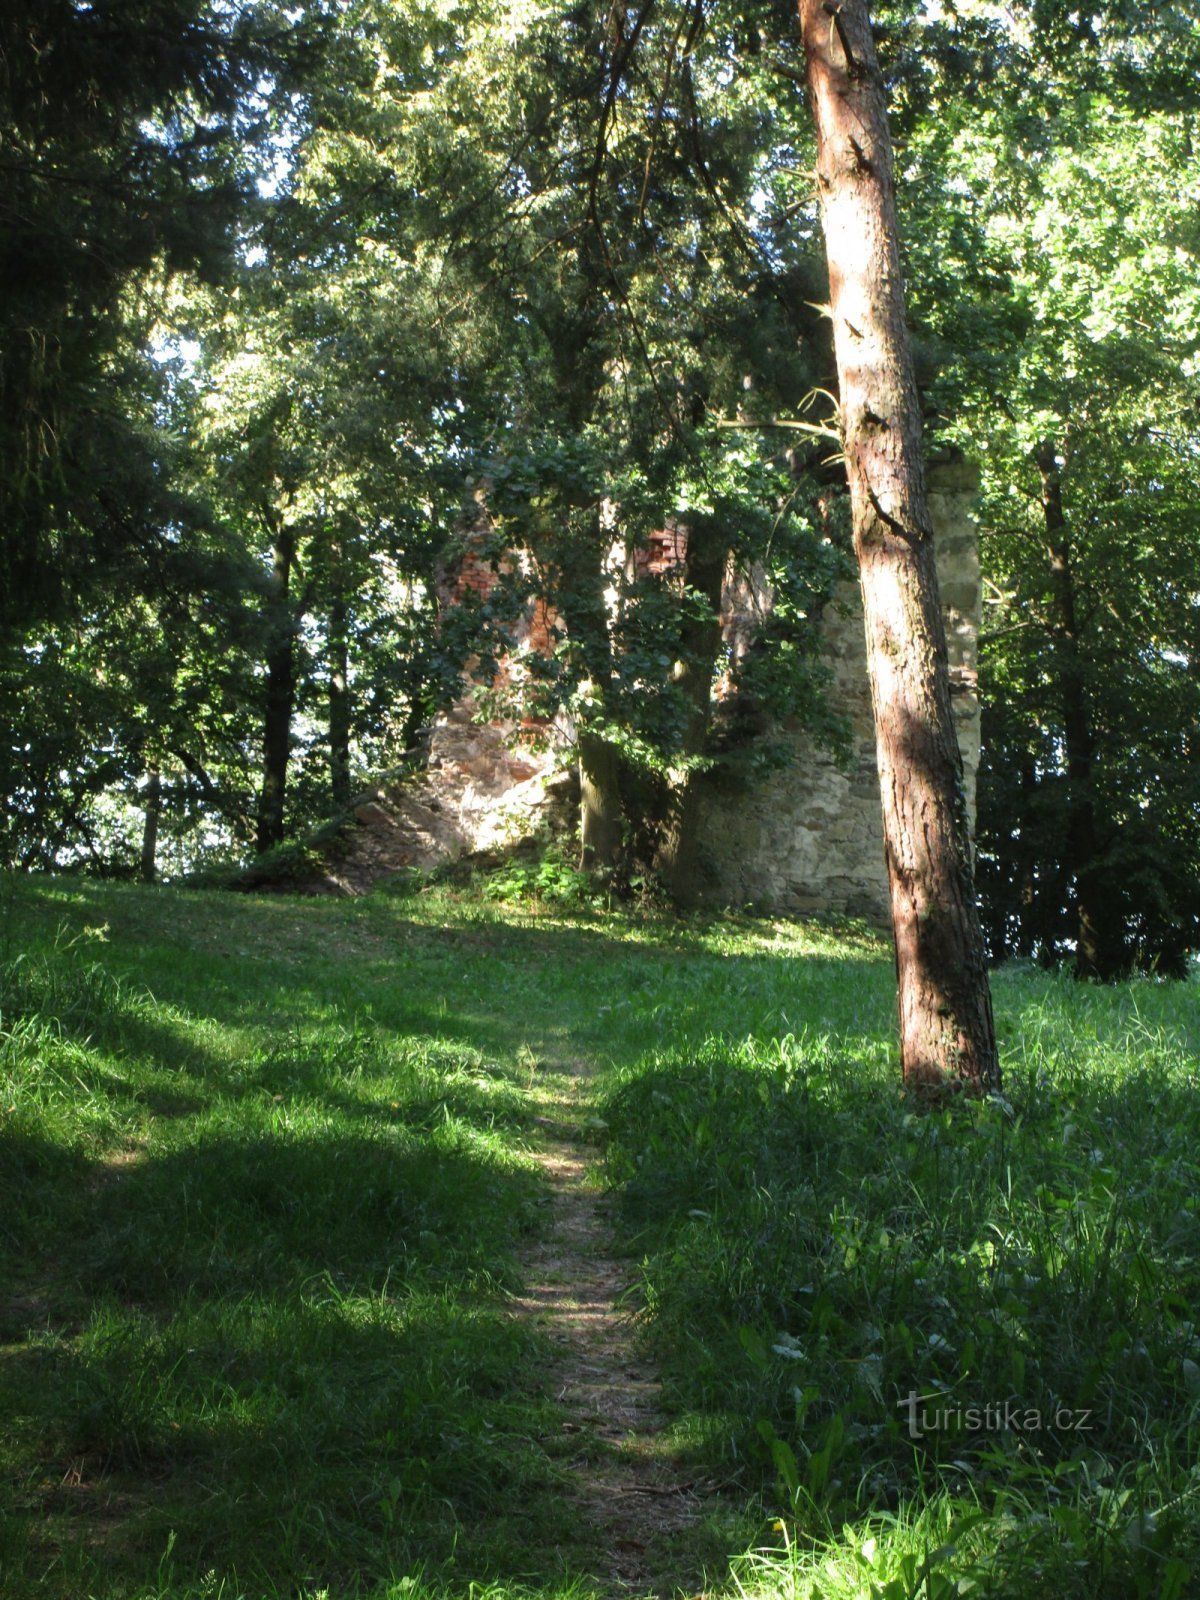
[279,458,981,909]
[688,457,981,921]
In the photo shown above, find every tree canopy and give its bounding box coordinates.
[2,0,1197,976]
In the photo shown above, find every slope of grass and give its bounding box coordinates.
[2,870,1198,1600]
[0,876,579,1597]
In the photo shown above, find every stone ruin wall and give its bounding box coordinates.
[399,457,982,920]
[689,457,982,922]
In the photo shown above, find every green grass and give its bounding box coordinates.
[1,871,1198,1599]
[601,966,1200,1597]
[0,877,580,1597]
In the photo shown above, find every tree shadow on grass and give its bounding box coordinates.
[0,1129,581,1596]
[231,916,897,1083]
[0,883,902,1596]
[8,904,901,1136]
[42,1129,541,1309]
[3,1286,576,1595]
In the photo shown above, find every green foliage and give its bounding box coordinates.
[5,0,1199,951]
[480,848,599,909]
[0,542,265,873]
[475,424,850,805]
[893,11,1200,975]
[0,0,275,628]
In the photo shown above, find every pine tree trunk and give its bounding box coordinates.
[328,588,352,811]
[798,0,999,1095]
[256,530,296,853]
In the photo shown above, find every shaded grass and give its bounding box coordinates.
[601,966,1200,1596]
[0,878,577,1596]
[2,874,877,1598]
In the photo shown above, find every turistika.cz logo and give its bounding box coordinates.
[898,1390,1094,1440]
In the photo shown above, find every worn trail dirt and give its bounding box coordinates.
[513,1064,715,1597]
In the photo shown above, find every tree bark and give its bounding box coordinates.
[140,769,160,883]
[256,528,297,853]
[1036,441,1120,978]
[798,0,999,1094]
[328,586,352,811]
[656,524,727,906]
[1015,755,1039,959]
[578,725,624,872]
[561,505,626,875]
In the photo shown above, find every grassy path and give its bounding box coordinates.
[2,875,819,1599]
[516,1061,713,1595]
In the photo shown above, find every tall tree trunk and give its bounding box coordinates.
[328,586,352,810]
[256,529,296,854]
[798,0,999,1095]
[1015,755,1039,960]
[565,507,626,874]
[656,525,727,906]
[578,726,624,871]
[1036,441,1120,978]
[400,643,430,753]
[140,768,160,884]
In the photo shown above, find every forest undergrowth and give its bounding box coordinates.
[1,872,1198,1599]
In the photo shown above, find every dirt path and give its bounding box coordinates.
[513,1064,714,1597]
